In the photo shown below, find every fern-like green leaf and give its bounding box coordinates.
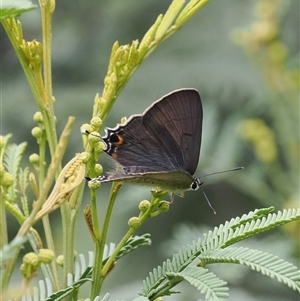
[114,233,152,261]
[102,233,151,266]
[0,0,36,20]
[200,247,300,292]
[167,266,228,300]
[230,206,275,229]
[3,142,27,202]
[140,208,300,299]
[4,142,27,176]
[221,208,300,248]
[18,167,30,216]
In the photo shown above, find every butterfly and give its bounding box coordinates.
[87,89,203,195]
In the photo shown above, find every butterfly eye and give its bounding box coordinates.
[190,178,202,190]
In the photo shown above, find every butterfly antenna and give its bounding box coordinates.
[200,186,216,214]
[200,166,244,179]
[198,167,244,214]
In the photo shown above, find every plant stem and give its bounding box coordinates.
[90,182,123,299]
[100,192,167,284]
[39,0,58,156]
[42,215,61,290]
[0,190,8,248]
[1,19,45,114]
[65,183,85,287]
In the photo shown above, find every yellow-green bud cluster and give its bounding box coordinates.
[31,127,43,138]
[79,151,90,163]
[29,153,40,164]
[20,249,55,278]
[33,112,43,123]
[94,164,103,176]
[158,201,170,213]
[90,117,102,129]
[139,200,150,212]
[56,255,64,266]
[88,180,101,190]
[128,217,141,229]
[1,172,14,187]
[38,249,54,264]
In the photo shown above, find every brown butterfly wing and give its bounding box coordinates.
[102,89,202,176]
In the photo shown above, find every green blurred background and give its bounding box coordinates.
[2,0,299,300]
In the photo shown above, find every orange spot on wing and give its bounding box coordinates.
[114,134,123,145]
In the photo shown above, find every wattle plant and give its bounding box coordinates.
[1,0,299,300]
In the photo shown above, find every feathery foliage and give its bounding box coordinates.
[141,208,300,300]
[0,0,36,20]
[3,142,27,202]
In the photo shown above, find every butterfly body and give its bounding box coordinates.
[96,170,201,193]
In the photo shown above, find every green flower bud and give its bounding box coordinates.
[94,141,105,154]
[88,131,101,145]
[158,201,170,213]
[33,111,43,123]
[120,116,127,124]
[90,117,102,129]
[79,151,90,163]
[56,255,64,266]
[38,249,54,264]
[128,217,141,229]
[23,252,39,267]
[31,126,43,138]
[28,40,43,70]
[81,124,94,135]
[29,153,40,164]
[139,200,151,212]
[87,179,101,190]
[95,164,103,175]
[2,172,14,187]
